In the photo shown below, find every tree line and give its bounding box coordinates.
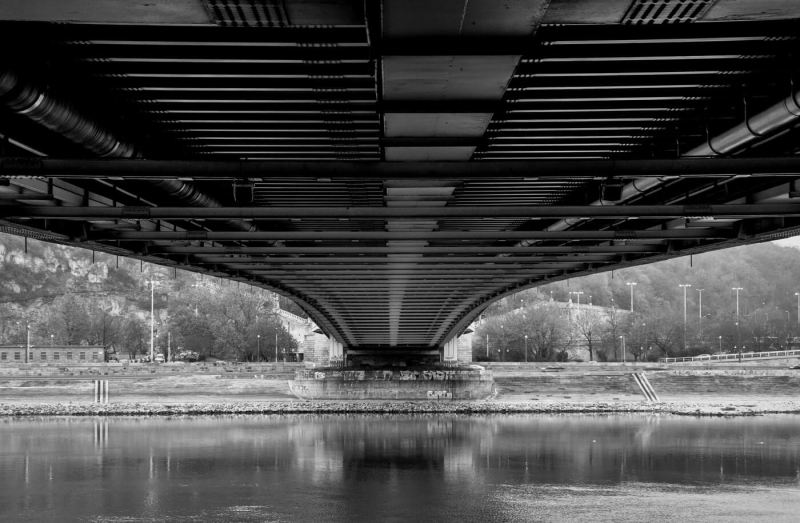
[474,242,800,362]
[1,277,298,362]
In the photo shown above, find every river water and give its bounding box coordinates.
[1,414,799,522]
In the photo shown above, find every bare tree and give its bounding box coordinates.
[120,316,148,359]
[599,304,624,361]
[87,305,118,347]
[58,295,92,344]
[622,314,649,362]
[644,309,683,358]
[574,308,603,361]
[525,304,573,362]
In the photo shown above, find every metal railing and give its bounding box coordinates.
[659,349,800,364]
[276,308,310,325]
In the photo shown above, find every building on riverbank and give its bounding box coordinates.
[0,345,106,364]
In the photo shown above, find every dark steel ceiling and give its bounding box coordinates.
[2,0,800,352]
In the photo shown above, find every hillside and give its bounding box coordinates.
[476,240,800,362]
[0,232,303,361]
[533,241,800,319]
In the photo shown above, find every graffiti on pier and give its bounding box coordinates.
[343,371,365,381]
[427,390,452,399]
[290,383,309,395]
[295,369,487,381]
[422,370,447,381]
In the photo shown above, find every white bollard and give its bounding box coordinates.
[94,380,109,404]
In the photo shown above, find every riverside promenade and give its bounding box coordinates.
[1,361,799,417]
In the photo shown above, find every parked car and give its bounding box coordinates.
[154,353,165,363]
[789,364,800,370]
[695,354,711,359]
[175,350,199,362]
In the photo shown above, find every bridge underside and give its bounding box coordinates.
[2,1,800,360]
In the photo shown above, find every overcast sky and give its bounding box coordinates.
[773,236,800,249]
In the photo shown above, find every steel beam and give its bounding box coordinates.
[237,269,561,275]
[88,230,730,241]
[188,256,618,264]
[152,246,648,255]
[2,204,798,220]
[5,157,800,180]
[275,286,503,290]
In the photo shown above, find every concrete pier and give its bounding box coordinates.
[288,366,494,400]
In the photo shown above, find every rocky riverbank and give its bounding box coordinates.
[1,400,799,417]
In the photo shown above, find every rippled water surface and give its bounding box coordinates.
[2,414,800,522]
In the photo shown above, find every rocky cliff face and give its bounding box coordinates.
[0,232,172,338]
[0,232,148,296]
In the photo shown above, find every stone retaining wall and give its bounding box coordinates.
[647,372,800,399]
[0,362,304,377]
[484,362,798,373]
[495,374,645,401]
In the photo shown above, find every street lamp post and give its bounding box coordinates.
[524,334,528,363]
[257,335,261,362]
[500,324,505,362]
[795,292,800,323]
[679,284,691,349]
[569,291,584,308]
[697,288,704,332]
[719,335,722,355]
[732,287,743,321]
[147,279,157,361]
[642,322,648,358]
[619,335,626,363]
[732,287,743,353]
[626,282,637,312]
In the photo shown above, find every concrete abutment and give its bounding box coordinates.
[288,366,494,400]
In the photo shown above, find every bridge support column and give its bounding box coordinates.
[329,337,344,367]
[457,335,474,365]
[442,339,458,367]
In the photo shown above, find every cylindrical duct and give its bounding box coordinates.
[0,69,266,238]
[152,179,260,234]
[0,70,136,158]
[520,89,800,243]
[685,91,800,157]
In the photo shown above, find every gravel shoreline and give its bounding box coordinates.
[2,401,799,417]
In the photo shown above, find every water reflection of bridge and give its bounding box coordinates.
[3,2,800,367]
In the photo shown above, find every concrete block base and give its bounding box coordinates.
[288,366,494,400]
